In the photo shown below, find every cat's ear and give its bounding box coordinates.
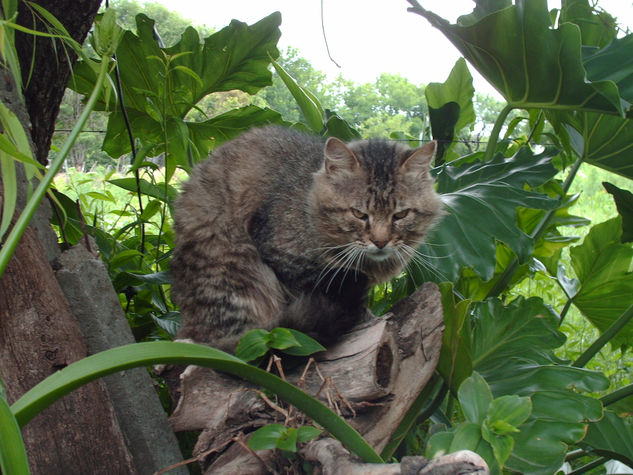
[401,140,436,174]
[324,137,360,174]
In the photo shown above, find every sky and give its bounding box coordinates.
[152,0,632,98]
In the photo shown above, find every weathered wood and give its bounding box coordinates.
[167,282,481,474]
[303,439,489,475]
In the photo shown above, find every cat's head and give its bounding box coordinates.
[310,137,442,280]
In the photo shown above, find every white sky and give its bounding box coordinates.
[152,0,632,98]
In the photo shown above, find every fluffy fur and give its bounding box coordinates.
[170,126,442,351]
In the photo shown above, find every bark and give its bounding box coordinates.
[167,283,488,474]
[0,225,137,474]
[0,3,186,473]
[15,0,102,164]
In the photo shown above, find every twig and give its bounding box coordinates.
[320,0,341,68]
[253,388,290,420]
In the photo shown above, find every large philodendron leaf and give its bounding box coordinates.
[581,410,633,467]
[569,217,633,349]
[417,146,558,282]
[425,58,475,162]
[463,297,608,474]
[408,0,631,116]
[560,0,617,49]
[70,13,283,166]
[557,111,633,179]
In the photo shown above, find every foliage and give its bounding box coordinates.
[5,341,381,470]
[235,328,326,362]
[248,424,322,453]
[3,0,633,473]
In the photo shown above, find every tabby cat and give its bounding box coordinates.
[170,126,442,351]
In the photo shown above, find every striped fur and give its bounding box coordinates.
[170,126,442,351]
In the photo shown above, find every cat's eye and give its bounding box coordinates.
[350,208,368,221]
[393,209,410,220]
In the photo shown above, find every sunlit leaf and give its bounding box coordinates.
[409,0,630,115]
[418,146,558,282]
[425,57,475,161]
[582,410,633,467]
[459,372,493,425]
[603,182,633,242]
[570,217,633,348]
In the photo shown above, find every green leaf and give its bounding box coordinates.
[10,341,382,463]
[428,102,460,164]
[507,419,582,475]
[484,395,531,433]
[425,58,475,161]
[603,182,633,242]
[323,112,361,141]
[150,312,180,338]
[427,423,500,474]
[248,424,287,451]
[459,297,608,474]
[281,329,326,356]
[235,329,271,362]
[140,199,161,222]
[570,217,633,348]
[186,106,287,164]
[0,394,29,475]
[559,112,633,179]
[296,425,322,443]
[560,0,617,48]
[410,1,629,115]
[70,13,282,167]
[418,146,559,282]
[276,427,298,452]
[582,410,633,466]
[269,328,300,350]
[271,57,324,132]
[436,283,473,391]
[0,151,17,241]
[481,428,514,468]
[458,372,493,425]
[108,178,177,204]
[468,298,565,376]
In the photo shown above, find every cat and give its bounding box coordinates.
[170,125,442,351]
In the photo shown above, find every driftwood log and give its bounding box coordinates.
[166,282,489,474]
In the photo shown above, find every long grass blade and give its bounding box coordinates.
[11,341,383,464]
[0,394,30,475]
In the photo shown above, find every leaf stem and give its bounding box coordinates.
[486,156,583,299]
[573,303,633,368]
[567,457,608,475]
[483,104,513,162]
[600,383,633,407]
[558,298,574,326]
[0,55,111,278]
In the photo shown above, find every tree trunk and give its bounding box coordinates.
[0,3,186,473]
[0,223,137,474]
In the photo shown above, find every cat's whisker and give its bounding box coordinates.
[313,244,355,290]
[328,245,365,293]
[398,244,450,283]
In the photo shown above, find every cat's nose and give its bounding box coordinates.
[372,239,389,249]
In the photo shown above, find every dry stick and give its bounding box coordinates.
[253,389,290,420]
